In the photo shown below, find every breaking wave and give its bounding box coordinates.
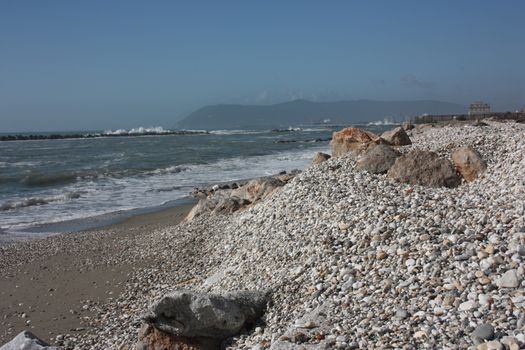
[367,118,398,126]
[0,192,82,211]
[104,126,171,135]
[21,172,81,187]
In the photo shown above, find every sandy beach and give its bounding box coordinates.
[0,203,194,345]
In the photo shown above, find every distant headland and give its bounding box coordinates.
[177,99,466,129]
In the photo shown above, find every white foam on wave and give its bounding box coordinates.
[301,128,332,132]
[209,129,268,135]
[0,192,82,212]
[104,126,170,135]
[0,144,330,233]
[367,118,398,126]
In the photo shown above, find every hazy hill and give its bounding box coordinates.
[177,99,465,129]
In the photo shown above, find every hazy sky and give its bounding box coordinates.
[1,1,524,132]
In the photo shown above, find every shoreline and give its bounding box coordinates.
[0,197,197,246]
[0,201,194,344]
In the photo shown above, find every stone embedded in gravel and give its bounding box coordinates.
[141,290,269,339]
[311,152,331,165]
[477,340,503,350]
[355,144,400,174]
[496,269,520,288]
[395,309,408,320]
[0,331,61,350]
[516,245,525,256]
[387,150,461,188]
[452,146,487,182]
[381,126,412,146]
[134,324,217,350]
[501,336,520,350]
[459,300,477,311]
[472,323,495,342]
[230,177,285,203]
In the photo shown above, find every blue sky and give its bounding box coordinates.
[1,1,524,131]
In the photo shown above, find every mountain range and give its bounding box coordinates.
[176,99,465,129]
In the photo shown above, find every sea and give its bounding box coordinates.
[0,124,394,240]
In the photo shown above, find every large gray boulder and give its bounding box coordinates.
[0,331,61,350]
[381,126,412,146]
[451,146,487,182]
[141,290,269,339]
[387,150,461,188]
[356,144,400,174]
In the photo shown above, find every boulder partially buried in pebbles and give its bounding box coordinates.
[355,144,400,174]
[381,126,412,146]
[185,189,233,221]
[330,127,384,158]
[0,331,61,350]
[387,150,461,188]
[185,175,291,221]
[231,177,285,203]
[136,290,269,349]
[452,146,487,182]
[311,152,331,165]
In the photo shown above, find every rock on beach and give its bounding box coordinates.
[387,150,461,187]
[330,127,384,158]
[381,126,412,146]
[355,143,400,174]
[452,145,487,182]
[136,290,269,349]
[0,331,60,350]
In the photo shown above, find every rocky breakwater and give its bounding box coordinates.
[185,171,300,222]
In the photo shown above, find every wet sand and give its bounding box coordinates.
[0,202,194,344]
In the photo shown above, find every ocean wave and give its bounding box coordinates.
[104,126,170,135]
[0,192,82,211]
[209,129,268,135]
[147,185,188,193]
[367,118,398,126]
[301,127,334,132]
[149,165,189,175]
[21,172,81,187]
